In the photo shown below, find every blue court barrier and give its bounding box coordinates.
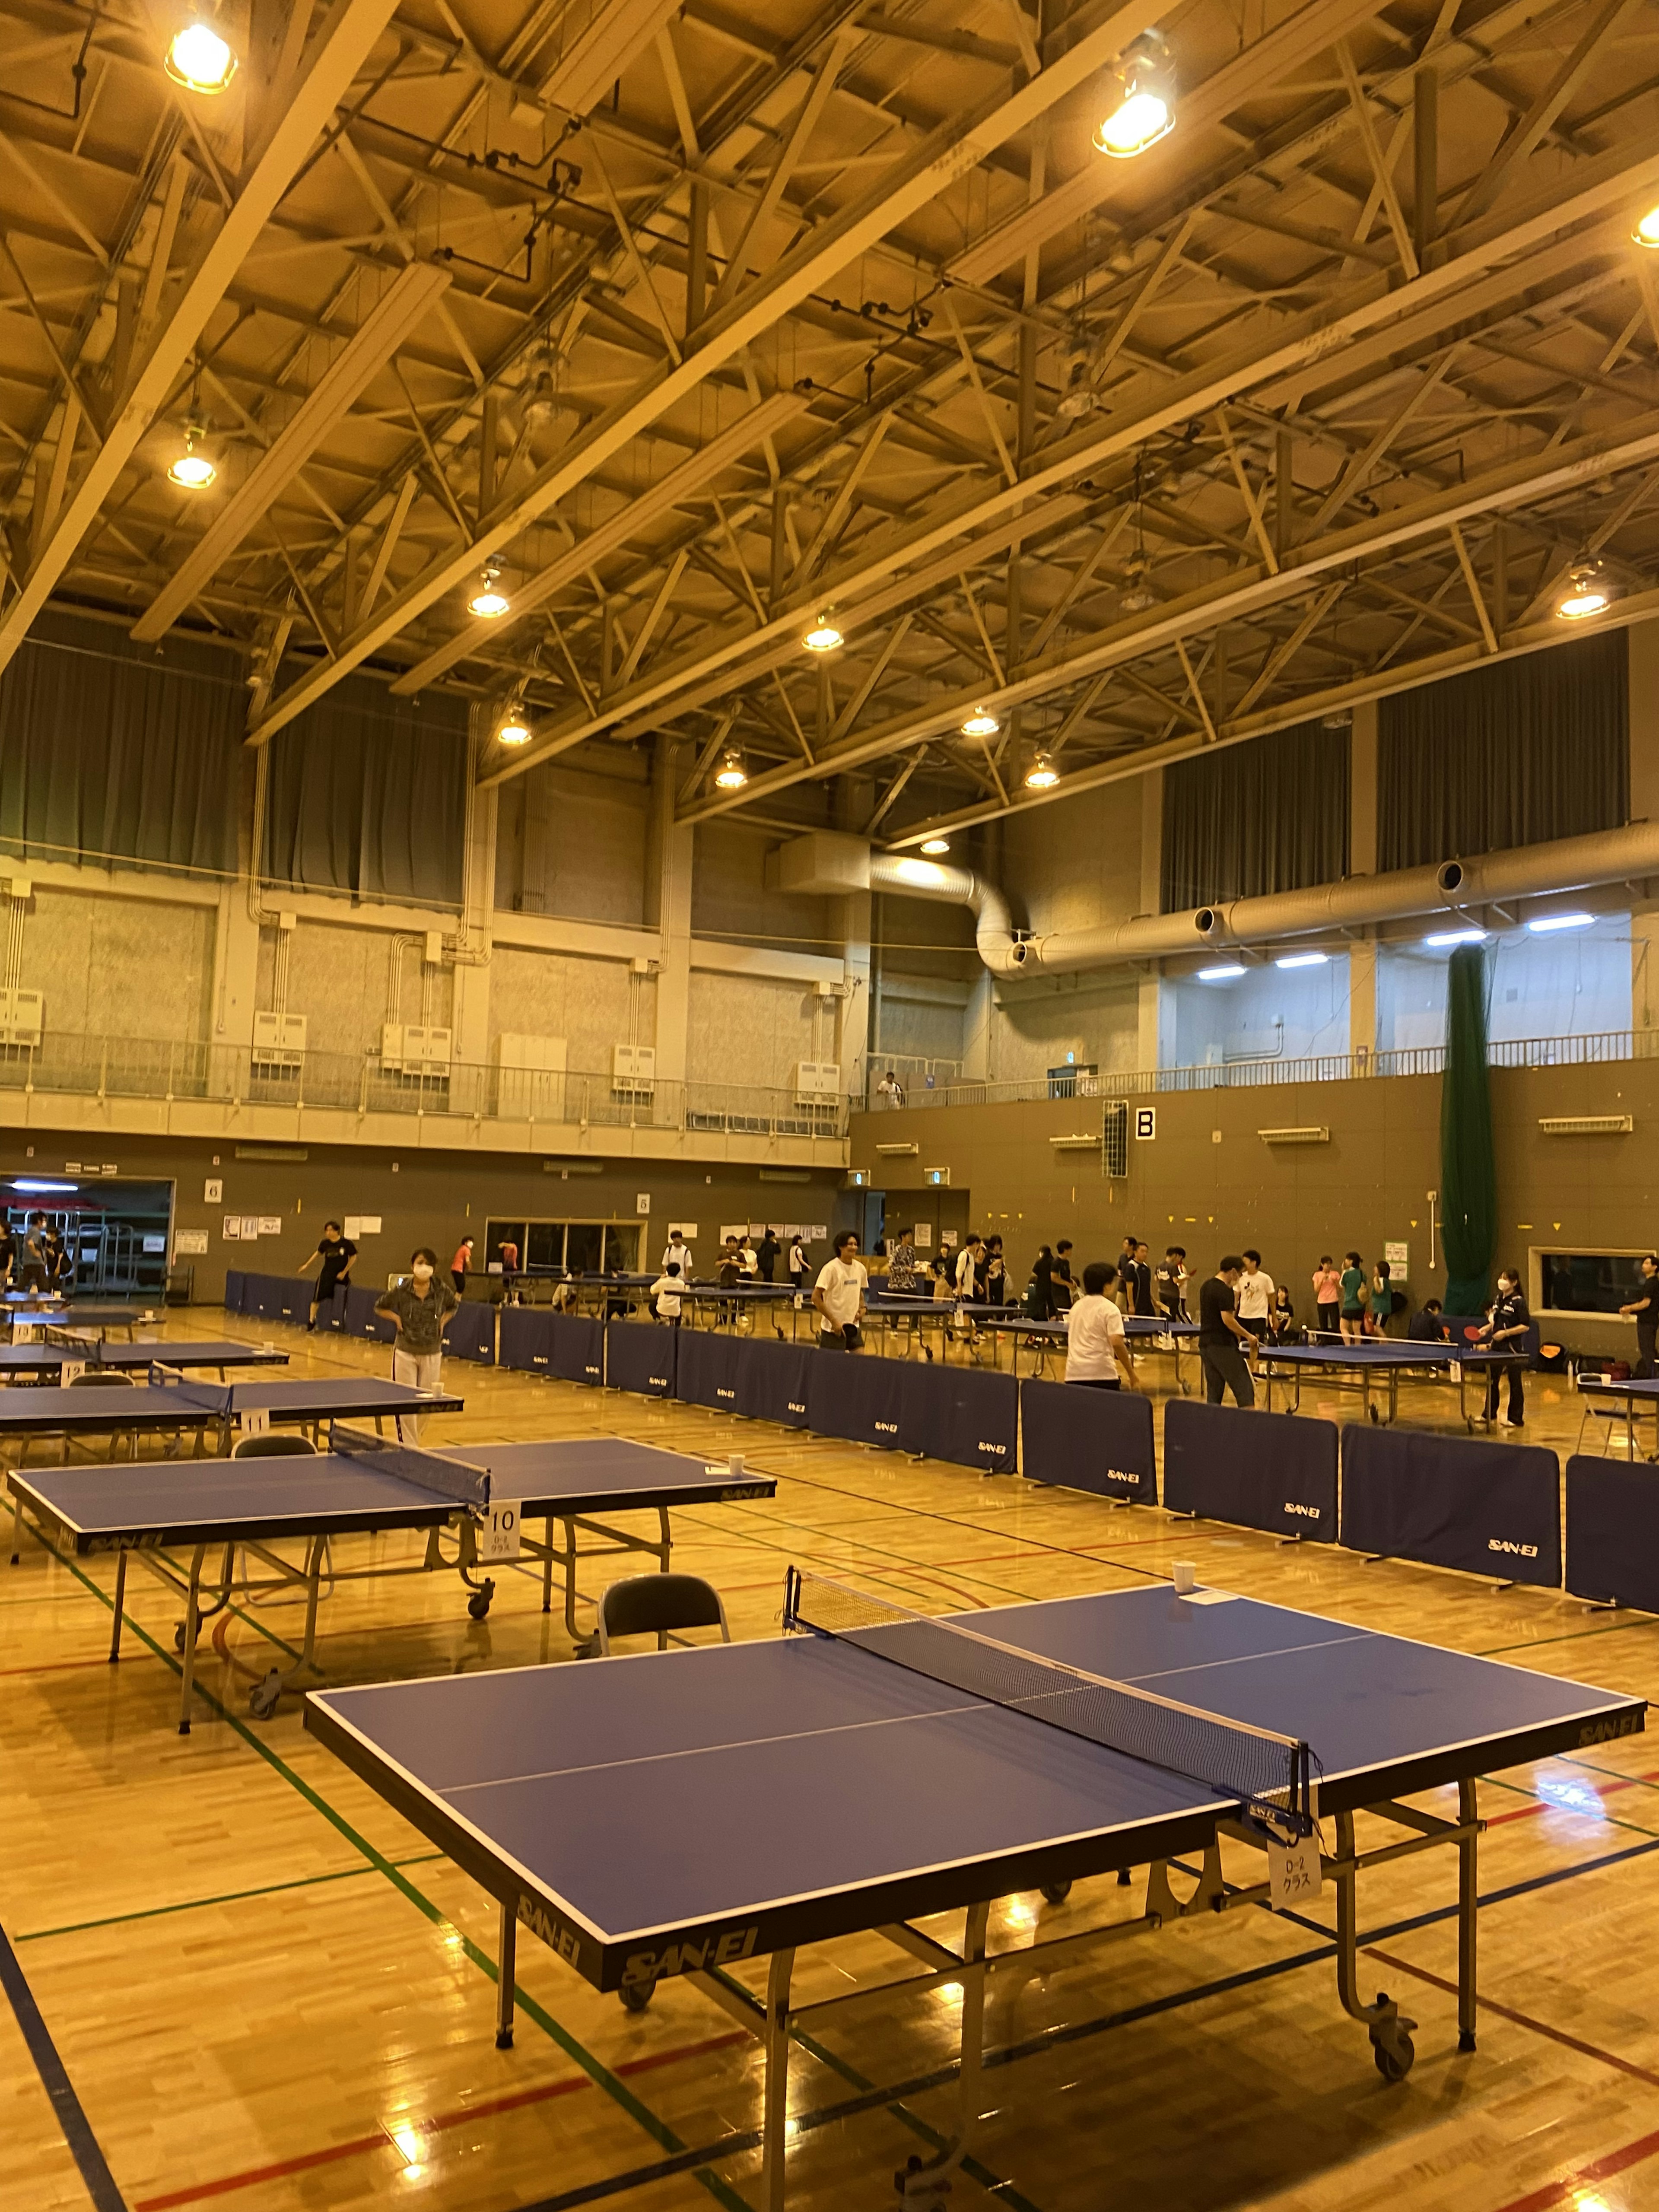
[737,1338,813,1428]
[445,1300,496,1365]
[498,1306,554,1374]
[1340,1425,1560,1586]
[341,1284,396,1344]
[900,1364,1018,1475]
[1565,1455,1659,1612]
[674,1327,739,1412]
[224,1269,247,1314]
[1164,1398,1339,1541]
[1020,1380,1157,1504]
[242,1271,308,1325]
[606,1319,677,1398]
[549,1313,603,1386]
[807,1349,907,1449]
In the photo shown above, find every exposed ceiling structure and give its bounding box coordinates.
[4,0,1659,855]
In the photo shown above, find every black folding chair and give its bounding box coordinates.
[232,1433,318,1459]
[594,1573,731,1655]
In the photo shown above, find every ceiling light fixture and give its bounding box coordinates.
[1024,753,1059,789]
[919,837,951,855]
[1424,927,1487,948]
[960,707,1000,738]
[1555,558,1611,620]
[1197,963,1246,982]
[165,16,238,92]
[1094,30,1176,159]
[1274,951,1329,969]
[1634,205,1659,249]
[1055,356,1099,420]
[496,704,532,746]
[1527,911,1595,933]
[166,423,216,490]
[467,564,511,619]
[713,747,748,790]
[802,614,843,654]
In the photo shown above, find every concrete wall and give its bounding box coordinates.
[686,970,822,1091]
[22,885,215,1044]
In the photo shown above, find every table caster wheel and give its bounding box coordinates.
[248,1669,282,1719]
[619,1980,655,2012]
[1373,2034,1413,2082]
[174,1621,187,1652]
[1039,1880,1071,1905]
[467,1576,496,1621]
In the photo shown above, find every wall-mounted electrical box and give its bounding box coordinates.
[252,1011,306,1069]
[612,1044,656,1098]
[0,988,43,1046]
[794,1060,841,1100]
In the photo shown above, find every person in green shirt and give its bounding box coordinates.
[1339,1250,1367,1344]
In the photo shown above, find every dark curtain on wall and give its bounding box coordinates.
[263,672,467,903]
[0,610,243,872]
[1378,630,1627,869]
[1440,945,1497,1314]
[1160,721,1348,912]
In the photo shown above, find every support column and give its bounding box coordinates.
[213,752,261,1051]
[1628,620,1659,1033]
[647,736,693,1082]
[1349,701,1379,1061]
[451,741,496,1067]
[1137,769,1164,1069]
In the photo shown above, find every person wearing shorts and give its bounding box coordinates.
[1064,1261,1136,1390]
[1311,1257,1341,1340]
[300,1220,356,1329]
[1338,1251,1366,1343]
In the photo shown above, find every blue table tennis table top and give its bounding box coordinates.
[0,1339,290,1378]
[305,1581,1643,1992]
[0,1373,464,1435]
[12,1434,777,1551]
[1258,1340,1522,1367]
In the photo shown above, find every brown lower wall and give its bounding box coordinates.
[852,1060,1658,1344]
[0,1128,852,1302]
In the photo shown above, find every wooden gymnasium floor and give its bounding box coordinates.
[5,1311,1659,2212]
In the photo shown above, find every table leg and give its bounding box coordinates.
[108,1549,127,1661]
[897,1901,990,2201]
[759,1946,796,2212]
[540,1518,555,1614]
[560,1517,581,1638]
[178,1544,206,1734]
[496,1900,517,2050]
[1457,1776,1479,2052]
[1332,1808,1418,2076]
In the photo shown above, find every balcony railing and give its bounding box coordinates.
[858,1029,1659,1111]
[0,1035,851,1140]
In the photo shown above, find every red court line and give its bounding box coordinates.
[1488,2126,1659,2212]
[1363,1948,1659,2090]
[131,2030,749,2209]
[0,1656,123,1679]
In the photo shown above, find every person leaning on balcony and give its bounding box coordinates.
[1620,1254,1659,1378]
[876,1068,906,1107]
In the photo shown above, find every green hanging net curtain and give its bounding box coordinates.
[1440,942,1497,1315]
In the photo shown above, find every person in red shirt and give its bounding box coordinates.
[450,1236,473,1297]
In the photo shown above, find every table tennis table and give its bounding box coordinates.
[1576,1374,1659,1457]
[10,1429,776,1730]
[305,1568,1643,2207]
[0,1338,290,1383]
[2,1300,159,1339]
[0,1367,464,1468]
[1256,1339,1529,1423]
[679,1284,802,1337]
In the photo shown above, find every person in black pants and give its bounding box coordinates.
[1621,1255,1659,1378]
[1198,1258,1256,1407]
[1477,1266,1532,1426]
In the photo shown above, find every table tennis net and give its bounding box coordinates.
[328,1421,491,1510]
[783,1568,1316,1837]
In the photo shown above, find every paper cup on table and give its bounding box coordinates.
[1172,1560,1197,1595]
[728,1452,745,1478]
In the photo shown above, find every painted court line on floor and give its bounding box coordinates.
[0,1912,128,2212]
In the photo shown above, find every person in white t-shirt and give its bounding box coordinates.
[1064,1261,1137,1389]
[650,1261,684,1324]
[953,1235,983,1299]
[660,1230,693,1279]
[738,1239,759,1279]
[1236,1249,1274,1339]
[813,1230,869,1350]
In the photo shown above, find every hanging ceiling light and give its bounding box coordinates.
[713,747,748,790]
[467,564,511,619]
[1555,558,1611,620]
[919,837,951,855]
[1634,204,1659,249]
[1024,752,1059,789]
[802,614,843,654]
[1120,547,1154,613]
[166,423,216,490]
[496,702,532,746]
[521,349,560,428]
[1055,355,1100,421]
[960,707,1000,739]
[1094,31,1176,159]
[164,16,238,92]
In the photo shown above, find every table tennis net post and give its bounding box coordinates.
[782,1568,1317,1839]
[145,1362,235,1416]
[327,1421,491,1511]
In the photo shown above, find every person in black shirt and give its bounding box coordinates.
[1476,1266,1532,1425]
[1051,1238,1075,1310]
[299,1220,357,1330]
[1621,1255,1659,1379]
[1198,1258,1255,1407]
[1409,1298,1451,1343]
[1029,1244,1059,1320]
[756,1228,781,1284]
[1130,1240,1156,1318]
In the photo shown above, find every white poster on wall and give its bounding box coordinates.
[636,1193,651,1214]
[175,1229,209,1256]
[1385,1239,1409,1282]
[913,1223,932,1249]
[257,1216,283,1236]
[222,1217,241,1241]
[667,1222,700,1241]
[343,1216,382,1238]
[204,1179,222,1204]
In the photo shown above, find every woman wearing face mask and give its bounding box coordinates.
[375,1247,460,1441]
[1476,1265,1532,1428]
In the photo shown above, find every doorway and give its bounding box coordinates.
[2,1176,175,1294]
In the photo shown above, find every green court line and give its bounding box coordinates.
[16,1516,752,2212]
[15,1853,445,1944]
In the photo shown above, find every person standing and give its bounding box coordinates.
[1064,1261,1137,1390]
[1368,1258,1396,1338]
[1030,1243,1059,1320]
[450,1235,474,1298]
[498,1233,521,1305]
[1236,1250,1274,1340]
[1338,1251,1366,1344]
[1477,1265,1533,1427]
[298,1219,356,1331]
[1128,1240,1156,1318]
[1311,1257,1341,1340]
[876,1068,906,1108]
[661,1227,693,1280]
[1156,1246,1189,1322]
[1199,1258,1256,1408]
[0,1213,14,1289]
[954,1234,983,1301]
[787,1231,809,1306]
[1621,1255,1659,1378]
[17,1212,49,1294]
[886,1229,919,1296]
[1052,1239,1077,1311]
[375,1249,457,1442]
[813,1230,868,1350]
[756,1227,780,1283]
[1268,1284,1297,1341]
[984,1236,1008,1306]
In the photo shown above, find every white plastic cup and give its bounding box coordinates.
[1172,1560,1197,1595]
[728,1452,745,1478]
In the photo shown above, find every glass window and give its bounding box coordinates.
[526,1221,564,1272]
[1539,1252,1648,1313]
[565,1222,604,1274]
[485,1220,528,1270]
[604,1224,641,1273]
